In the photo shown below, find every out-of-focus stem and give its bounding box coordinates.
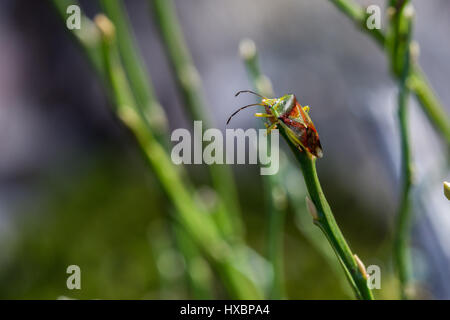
[172,223,215,299]
[97,1,217,297]
[150,0,243,241]
[97,0,204,296]
[100,0,168,144]
[239,39,286,299]
[390,1,414,300]
[329,0,385,45]
[444,181,450,200]
[52,4,261,298]
[408,67,450,142]
[265,187,286,299]
[94,14,262,299]
[327,0,450,145]
[50,0,104,75]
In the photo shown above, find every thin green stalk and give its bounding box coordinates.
[172,222,215,299]
[394,88,413,299]
[292,151,373,300]
[97,1,219,297]
[389,1,414,299]
[95,16,214,253]
[239,39,372,300]
[94,14,262,299]
[50,0,104,75]
[150,0,244,241]
[288,173,354,296]
[265,185,286,299]
[149,221,184,299]
[100,0,168,144]
[326,0,450,145]
[408,67,450,142]
[239,39,286,299]
[329,0,385,45]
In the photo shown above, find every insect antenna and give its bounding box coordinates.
[226,104,264,125]
[235,90,265,98]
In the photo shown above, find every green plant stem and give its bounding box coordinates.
[94,16,262,299]
[390,1,414,299]
[240,42,286,299]
[292,151,373,300]
[265,180,286,299]
[172,222,215,299]
[100,0,168,145]
[329,0,385,45]
[394,86,413,299]
[327,0,450,145]
[150,0,243,241]
[408,68,450,142]
[50,0,104,76]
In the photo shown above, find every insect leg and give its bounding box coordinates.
[254,113,272,118]
[278,120,305,151]
[265,122,278,135]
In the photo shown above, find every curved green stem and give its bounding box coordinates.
[292,151,373,300]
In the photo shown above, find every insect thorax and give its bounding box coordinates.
[272,94,296,116]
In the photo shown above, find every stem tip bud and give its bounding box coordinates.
[354,254,368,280]
[239,38,256,61]
[305,196,319,221]
[94,14,115,42]
[444,181,450,200]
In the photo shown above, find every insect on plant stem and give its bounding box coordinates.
[228,90,374,299]
[239,39,364,299]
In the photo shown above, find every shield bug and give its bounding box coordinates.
[227,90,323,158]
